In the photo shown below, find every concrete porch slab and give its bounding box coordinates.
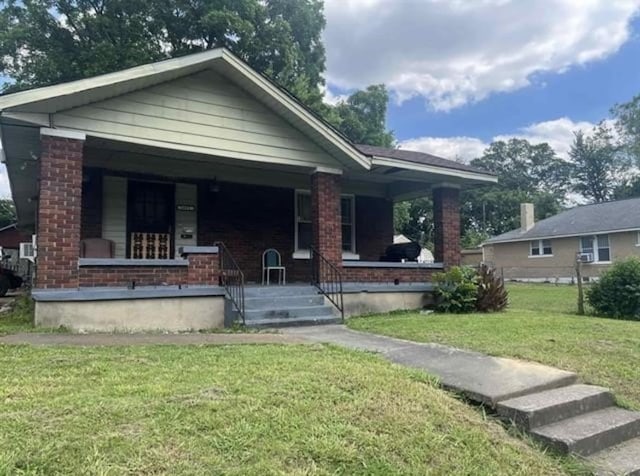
[282,325,577,406]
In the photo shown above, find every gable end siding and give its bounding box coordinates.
[53,71,343,169]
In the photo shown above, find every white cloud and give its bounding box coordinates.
[398,117,603,161]
[324,0,640,110]
[400,136,487,162]
[320,84,349,106]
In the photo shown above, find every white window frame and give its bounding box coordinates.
[529,239,553,258]
[579,234,611,263]
[293,190,359,260]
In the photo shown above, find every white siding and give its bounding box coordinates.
[174,183,198,256]
[54,71,342,169]
[102,176,128,258]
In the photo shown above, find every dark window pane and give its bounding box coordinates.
[598,248,610,262]
[530,241,540,255]
[297,193,311,222]
[298,223,312,250]
[341,197,352,224]
[342,225,353,251]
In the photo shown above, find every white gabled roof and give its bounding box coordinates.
[0,47,371,170]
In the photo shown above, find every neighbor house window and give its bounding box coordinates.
[580,234,610,262]
[529,239,552,257]
[295,191,356,254]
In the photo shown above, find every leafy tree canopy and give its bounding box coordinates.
[0,199,16,229]
[568,123,631,203]
[0,0,327,109]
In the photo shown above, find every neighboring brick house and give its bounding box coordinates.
[0,48,496,330]
[483,200,640,282]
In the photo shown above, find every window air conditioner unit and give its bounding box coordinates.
[578,252,594,263]
[20,235,36,263]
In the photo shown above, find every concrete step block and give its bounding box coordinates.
[244,286,317,297]
[244,304,335,321]
[245,315,342,328]
[531,407,640,456]
[589,436,640,476]
[497,384,614,430]
[244,295,325,309]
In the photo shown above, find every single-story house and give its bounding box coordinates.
[0,47,496,330]
[482,200,640,282]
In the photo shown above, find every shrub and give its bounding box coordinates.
[476,264,509,312]
[587,258,640,320]
[433,266,479,313]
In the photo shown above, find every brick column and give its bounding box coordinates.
[311,171,342,271]
[36,129,86,288]
[433,185,461,267]
[181,247,220,285]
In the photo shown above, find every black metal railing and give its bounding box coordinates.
[216,241,245,325]
[310,246,344,321]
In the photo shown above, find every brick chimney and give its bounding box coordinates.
[521,203,535,231]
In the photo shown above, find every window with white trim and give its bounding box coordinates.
[294,191,356,254]
[580,234,610,262]
[529,239,552,257]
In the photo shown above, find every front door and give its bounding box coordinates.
[127,181,175,259]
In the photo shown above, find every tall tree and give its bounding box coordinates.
[612,95,640,162]
[0,199,16,228]
[0,0,327,109]
[569,123,629,203]
[461,139,569,242]
[331,85,395,147]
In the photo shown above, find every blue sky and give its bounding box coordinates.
[386,16,640,144]
[323,0,640,161]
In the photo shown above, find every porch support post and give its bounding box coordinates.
[36,128,86,288]
[310,169,342,272]
[433,184,461,268]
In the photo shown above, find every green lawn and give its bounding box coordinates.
[348,283,640,410]
[0,343,584,475]
[0,295,37,336]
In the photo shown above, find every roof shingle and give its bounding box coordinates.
[485,197,640,244]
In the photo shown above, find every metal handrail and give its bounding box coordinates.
[215,241,245,325]
[310,245,344,321]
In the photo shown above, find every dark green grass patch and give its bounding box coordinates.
[0,344,581,475]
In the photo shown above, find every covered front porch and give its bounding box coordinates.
[32,133,460,290]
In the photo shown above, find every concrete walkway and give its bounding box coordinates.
[282,324,577,405]
[0,332,307,346]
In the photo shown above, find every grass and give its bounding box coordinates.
[0,294,39,336]
[348,283,640,410]
[0,343,585,475]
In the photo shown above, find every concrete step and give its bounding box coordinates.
[244,286,317,297]
[244,315,342,328]
[589,437,640,476]
[244,294,325,309]
[496,384,614,430]
[244,304,335,321]
[531,407,640,456]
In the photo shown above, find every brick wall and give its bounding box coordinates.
[311,172,342,268]
[356,196,394,260]
[433,187,461,267]
[342,266,437,283]
[81,168,103,239]
[79,266,188,287]
[186,253,219,285]
[198,182,311,283]
[36,134,84,289]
